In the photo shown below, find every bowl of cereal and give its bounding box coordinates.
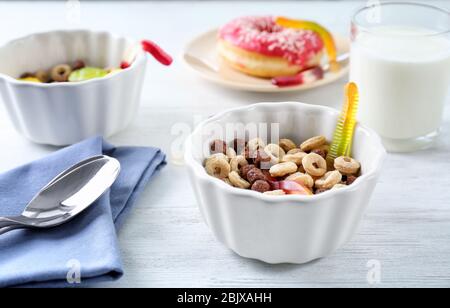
[0,30,171,146]
[185,101,386,264]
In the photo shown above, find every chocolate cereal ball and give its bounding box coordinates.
[246,168,266,184]
[311,149,327,159]
[346,175,358,186]
[240,164,256,180]
[251,180,271,193]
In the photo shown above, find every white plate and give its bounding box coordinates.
[182,29,350,93]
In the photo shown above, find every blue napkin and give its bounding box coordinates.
[0,137,166,288]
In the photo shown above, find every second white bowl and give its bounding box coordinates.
[0,30,147,146]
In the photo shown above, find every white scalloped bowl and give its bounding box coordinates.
[185,102,386,264]
[0,30,147,145]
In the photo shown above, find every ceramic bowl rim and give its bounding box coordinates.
[0,29,147,88]
[185,102,387,204]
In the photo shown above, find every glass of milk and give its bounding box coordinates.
[350,2,450,152]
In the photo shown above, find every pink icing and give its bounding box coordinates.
[219,16,324,66]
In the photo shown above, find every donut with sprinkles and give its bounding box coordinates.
[218,16,324,78]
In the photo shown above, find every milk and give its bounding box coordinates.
[350,26,450,150]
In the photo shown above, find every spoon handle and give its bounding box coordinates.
[0,217,23,235]
[0,226,23,236]
[0,217,20,229]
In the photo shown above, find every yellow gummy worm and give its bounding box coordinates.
[327,82,360,164]
[275,17,340,72]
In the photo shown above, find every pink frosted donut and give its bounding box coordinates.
[218,16,324,78]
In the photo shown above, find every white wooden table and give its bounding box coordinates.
[0,1,449,288]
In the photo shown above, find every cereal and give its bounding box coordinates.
[203,135,362,196]
[18,60,121,83]
[298,164,306,173]
[229,171,251,189]
[300,136,327,152]
[346,175,358,185]
[264,144,286,164]
[270,162,298,178]
[248,138,265,152]
[210,139,227,155]
[279,139,297,152]
[230,155,248,173]
[72,60,86,70]
[226,147,237,159]
[302,153,327,177]
[247,168,266,184]
[285,172,314,188]
[240,164,256,180]
[254,149,272,169]
[315,171,342,190]
[251,180,271,193]
[242,146,252,161]
[231,138,246,153]
[311,149,327,159]
[35,69,50,83]
[209,153,228,162]
[205,156,230,179]
[51,64,72,82]
[332,184,348,190]
[263,190,286,196]
[334,156,361,175]
[287,148,303,155]
[314,144,330,153]
[261,169,275,181]
[282,152,306,166]
[20,72,34,79]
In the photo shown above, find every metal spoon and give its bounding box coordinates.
[0,155,121,236]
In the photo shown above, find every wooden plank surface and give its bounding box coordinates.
[0,1,449,288]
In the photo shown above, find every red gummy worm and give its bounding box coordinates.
[120,61,131,69]
[272,74,303,87]
[141,40,173,66]
[272,66,325,88]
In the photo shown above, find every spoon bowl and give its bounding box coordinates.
[0,155,120,235]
